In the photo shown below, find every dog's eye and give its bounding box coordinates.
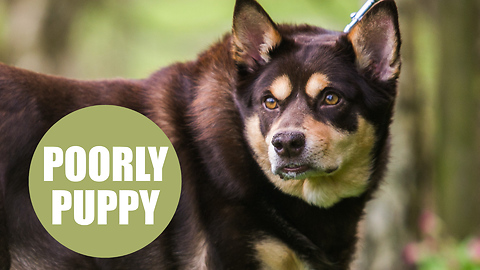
[324,93,340,106]
[263,97,278,110]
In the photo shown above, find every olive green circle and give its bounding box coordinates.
[29,105,181,258]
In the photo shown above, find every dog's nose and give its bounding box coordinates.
[272,132,305,158]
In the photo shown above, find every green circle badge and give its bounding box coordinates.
[29,105,181,258]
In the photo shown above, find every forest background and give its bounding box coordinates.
[1,0,479,269]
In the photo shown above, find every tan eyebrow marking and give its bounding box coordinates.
[270,75,292,101]
[305,73,330,99]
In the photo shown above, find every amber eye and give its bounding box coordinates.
[263,97,278,110]
[324,93,340,105]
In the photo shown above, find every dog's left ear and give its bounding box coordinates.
[347,0,401,82]
[232,0,282,71]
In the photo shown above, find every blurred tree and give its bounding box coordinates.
[435,0,480,240]
[3,0,90,74]
[39,0,86,72]
[396,0,434,242]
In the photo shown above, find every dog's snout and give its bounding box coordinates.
[272,132,305,158]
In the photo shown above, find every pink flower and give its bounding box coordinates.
[419,210,437,236]
[468,237,480,263]
[404,243,420,265]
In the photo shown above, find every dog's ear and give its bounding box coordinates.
[232,0,281,71]
[347,0,401,82]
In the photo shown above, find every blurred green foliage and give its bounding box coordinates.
[402,212,480,270]
[0,0,360,79]
[418,239,480,270]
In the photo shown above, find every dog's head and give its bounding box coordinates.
[232,0,401,208]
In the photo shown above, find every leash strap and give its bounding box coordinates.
[344,0,380,33]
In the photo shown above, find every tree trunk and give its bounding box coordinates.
[4,0,85,74]
[435,0,480,240]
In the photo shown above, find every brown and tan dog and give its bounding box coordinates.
[0,0,400,269]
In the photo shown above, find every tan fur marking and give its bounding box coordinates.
[245,115,271,171]
[259,28,282,63]
[186,231,209,270]
[347,25,369,70]
[305,73,330,99]
[300,116,375,207]
[270,75,292,101]
[255,237,311,270]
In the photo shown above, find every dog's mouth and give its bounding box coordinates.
[281,164,310,174]
[276,163,338,180]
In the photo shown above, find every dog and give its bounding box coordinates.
[0,0,401,269]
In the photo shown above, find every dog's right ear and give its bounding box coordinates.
[232,0,282,72]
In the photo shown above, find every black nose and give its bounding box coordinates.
[272,132,306,158]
